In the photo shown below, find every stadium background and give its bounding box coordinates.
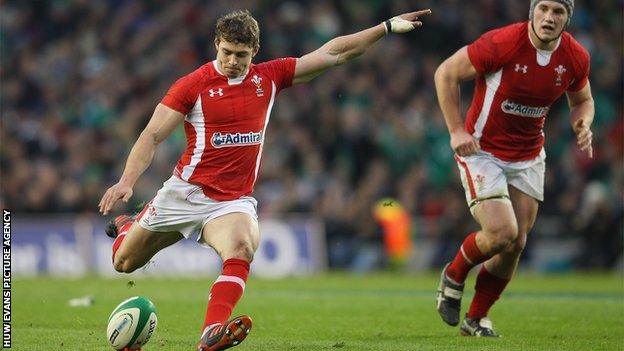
[1,0,622,276]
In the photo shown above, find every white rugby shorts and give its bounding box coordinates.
[137,175,258,243]
[454,149,545,210]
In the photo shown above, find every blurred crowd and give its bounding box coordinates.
[2,0,622,270]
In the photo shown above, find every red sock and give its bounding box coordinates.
[111,222,132,263]
[467,265,510,319]
[202,258,250,331]
[446,232,490,283]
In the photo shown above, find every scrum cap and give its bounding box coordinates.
[529,0,574,26]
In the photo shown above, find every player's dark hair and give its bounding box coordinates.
[215,10,260,50]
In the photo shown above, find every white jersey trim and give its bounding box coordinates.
[211,60,249,85]
[473,69,503,139]
[181,95,206,180]
[527,28,560,66]
[252,81,277,185]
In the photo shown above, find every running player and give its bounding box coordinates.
[98,9,431,351]
[434,0,593,336]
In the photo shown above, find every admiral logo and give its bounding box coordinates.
[211,131,263,148]
[501,100,549,118]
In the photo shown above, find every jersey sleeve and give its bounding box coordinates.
[256,57,297,93]
[467,31,502,74]
[567,45,590,92]
[161,71,203,115]
[467,25,522,75]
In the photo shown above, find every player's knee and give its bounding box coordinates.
[506,234,527,256]
[228,240,255,262]
[113,259,126,273]
[113,255,137,273]
[485,222,518,253]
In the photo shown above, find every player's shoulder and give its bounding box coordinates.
[473,22,527,63]
[480,22,527,45]
[561,32,590,62]
[252,58,297,82]
[254,57,296,70]
[170,62,218,92]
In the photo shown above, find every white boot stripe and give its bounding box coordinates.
[444,286,463,299]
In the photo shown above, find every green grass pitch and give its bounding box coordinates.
[13,272,624,350]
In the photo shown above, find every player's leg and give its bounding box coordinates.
[113,222,184,273]
[461,153,544,336]
[437,154,518,326]
[447,199,519,282]
[482,186,538,279]
[197,212,258,351]
[109,176,204,273]
[437,199,518,326]
[107,205,184,274]
[108,214,136,264]
[463,186,538,331]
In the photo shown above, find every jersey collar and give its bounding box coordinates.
[527,24,562,66]
[527,23,562,53]
[212,60,250,85]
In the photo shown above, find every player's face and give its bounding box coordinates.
[532,1,568,41]
[215,38,258,79]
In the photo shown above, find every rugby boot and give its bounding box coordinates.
[197,315,253,351]
[436,263,464,326]
[460,316,499,337]
[105,214,135,238]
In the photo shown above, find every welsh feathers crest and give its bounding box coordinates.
[252,75,264,96]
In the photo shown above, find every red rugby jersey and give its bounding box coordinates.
[465,22,590,161]
[161,58,296,200]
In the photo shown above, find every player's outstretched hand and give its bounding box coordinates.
[573,118,593,158]
[99,182,133,215]
[384,9,432,34]
[450,129,480,157]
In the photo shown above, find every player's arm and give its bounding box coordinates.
[567,82,595,157]
[292,9,431,85]
[434,46,480,156]
[99,103,185,215]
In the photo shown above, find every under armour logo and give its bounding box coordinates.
[515,64,528,73]
[209,88,223,97]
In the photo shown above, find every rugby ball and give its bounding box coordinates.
[106,296,158,350]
